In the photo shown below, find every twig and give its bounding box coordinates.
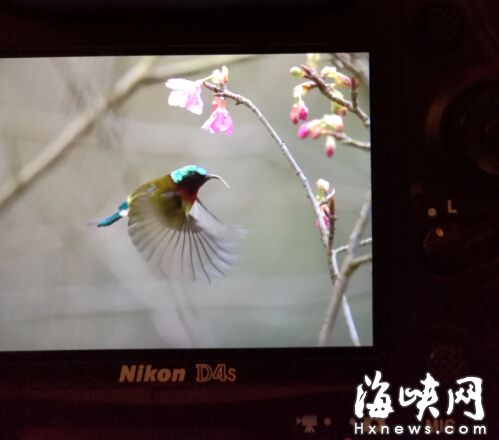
[0,56,158,211]
[330,53,369,85]
[203,82,330,247]
[334,237,372,255]
[331,235,371,347]
[331,237,373,281]
[325,190,337,277]
[350,254,373,268]
[320,191,336,206]
[0,54,256,212]
[329,231,365,347]
[322,130,371,151]
[319,190,372,346]
[342,295,361,347]
[300,64,370,127]
[351,76,360,114]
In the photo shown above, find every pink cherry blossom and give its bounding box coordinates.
[324,114,344,132]
[165,78,204,115]
[325,135,336,157]
[310,124,322,139]
[297,123,310,139]
[290,99,309,124]
[298,119,325,139]
[202,99,234,135]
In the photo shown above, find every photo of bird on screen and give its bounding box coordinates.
[0,53,371,349]
[97,165,240,282]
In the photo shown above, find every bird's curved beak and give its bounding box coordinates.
[207,174,230,189]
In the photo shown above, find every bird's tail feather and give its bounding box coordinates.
[97,200,129,227]
[97,211,122,227]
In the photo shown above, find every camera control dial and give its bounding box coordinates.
[427,77,499,189]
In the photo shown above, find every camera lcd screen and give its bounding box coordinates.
[0,53,371,350]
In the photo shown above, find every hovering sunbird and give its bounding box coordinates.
[97,165,239,282]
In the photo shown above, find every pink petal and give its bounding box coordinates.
[183,91,204,115]
[168,89,189,107]
[202,108,234,135]
[165,78,197,90]
[165,79,203,115]
[297,123,310,139]
[298,102,309,121]
[290,104,300,124]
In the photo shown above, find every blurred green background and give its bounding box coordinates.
[0,54,371,349]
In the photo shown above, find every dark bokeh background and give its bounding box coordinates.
[0,53,371,349]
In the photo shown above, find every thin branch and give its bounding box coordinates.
[0,55,255,212]
[326,212,338,289]
[342,295,361,347]
[332,238,363,347]
[331,247,341,280]
[333,237,373,255]
[319,190,372,346]
[203,82,330,247]
[351,76,361,114]
[350,254,373,269]
[330,231,371,348]
[300,64,370,127]
[323,130,371,151]
[330,53,369,85]
[331,237,372,281]
[320,191,336,206]
[326,191,337,281]
[0,56,158,211]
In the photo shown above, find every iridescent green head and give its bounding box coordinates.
[171,165,208,184]
[170,165,230,192]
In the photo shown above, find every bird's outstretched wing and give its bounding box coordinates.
[127,191,240,282]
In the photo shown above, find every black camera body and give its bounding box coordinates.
[0,0,498,438]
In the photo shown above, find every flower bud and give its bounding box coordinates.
[293,84,308,99]
[315,212,330,231]
[297,123,310,139]
[306,53,321,69]
[211,65,229,86]
[336,72,352,87]
[321,66,351,86]
[310,125,322,139]
[320,204,331,228]
[290,99,309,124]
[325,135,336,157]
[320,66,337,78]
[316,178,330,193]
[290,66,304,77]
[301,119,322,139]
[323,114,344,132]
[333,102,348,116]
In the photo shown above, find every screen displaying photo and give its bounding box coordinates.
[0,53,371,349]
